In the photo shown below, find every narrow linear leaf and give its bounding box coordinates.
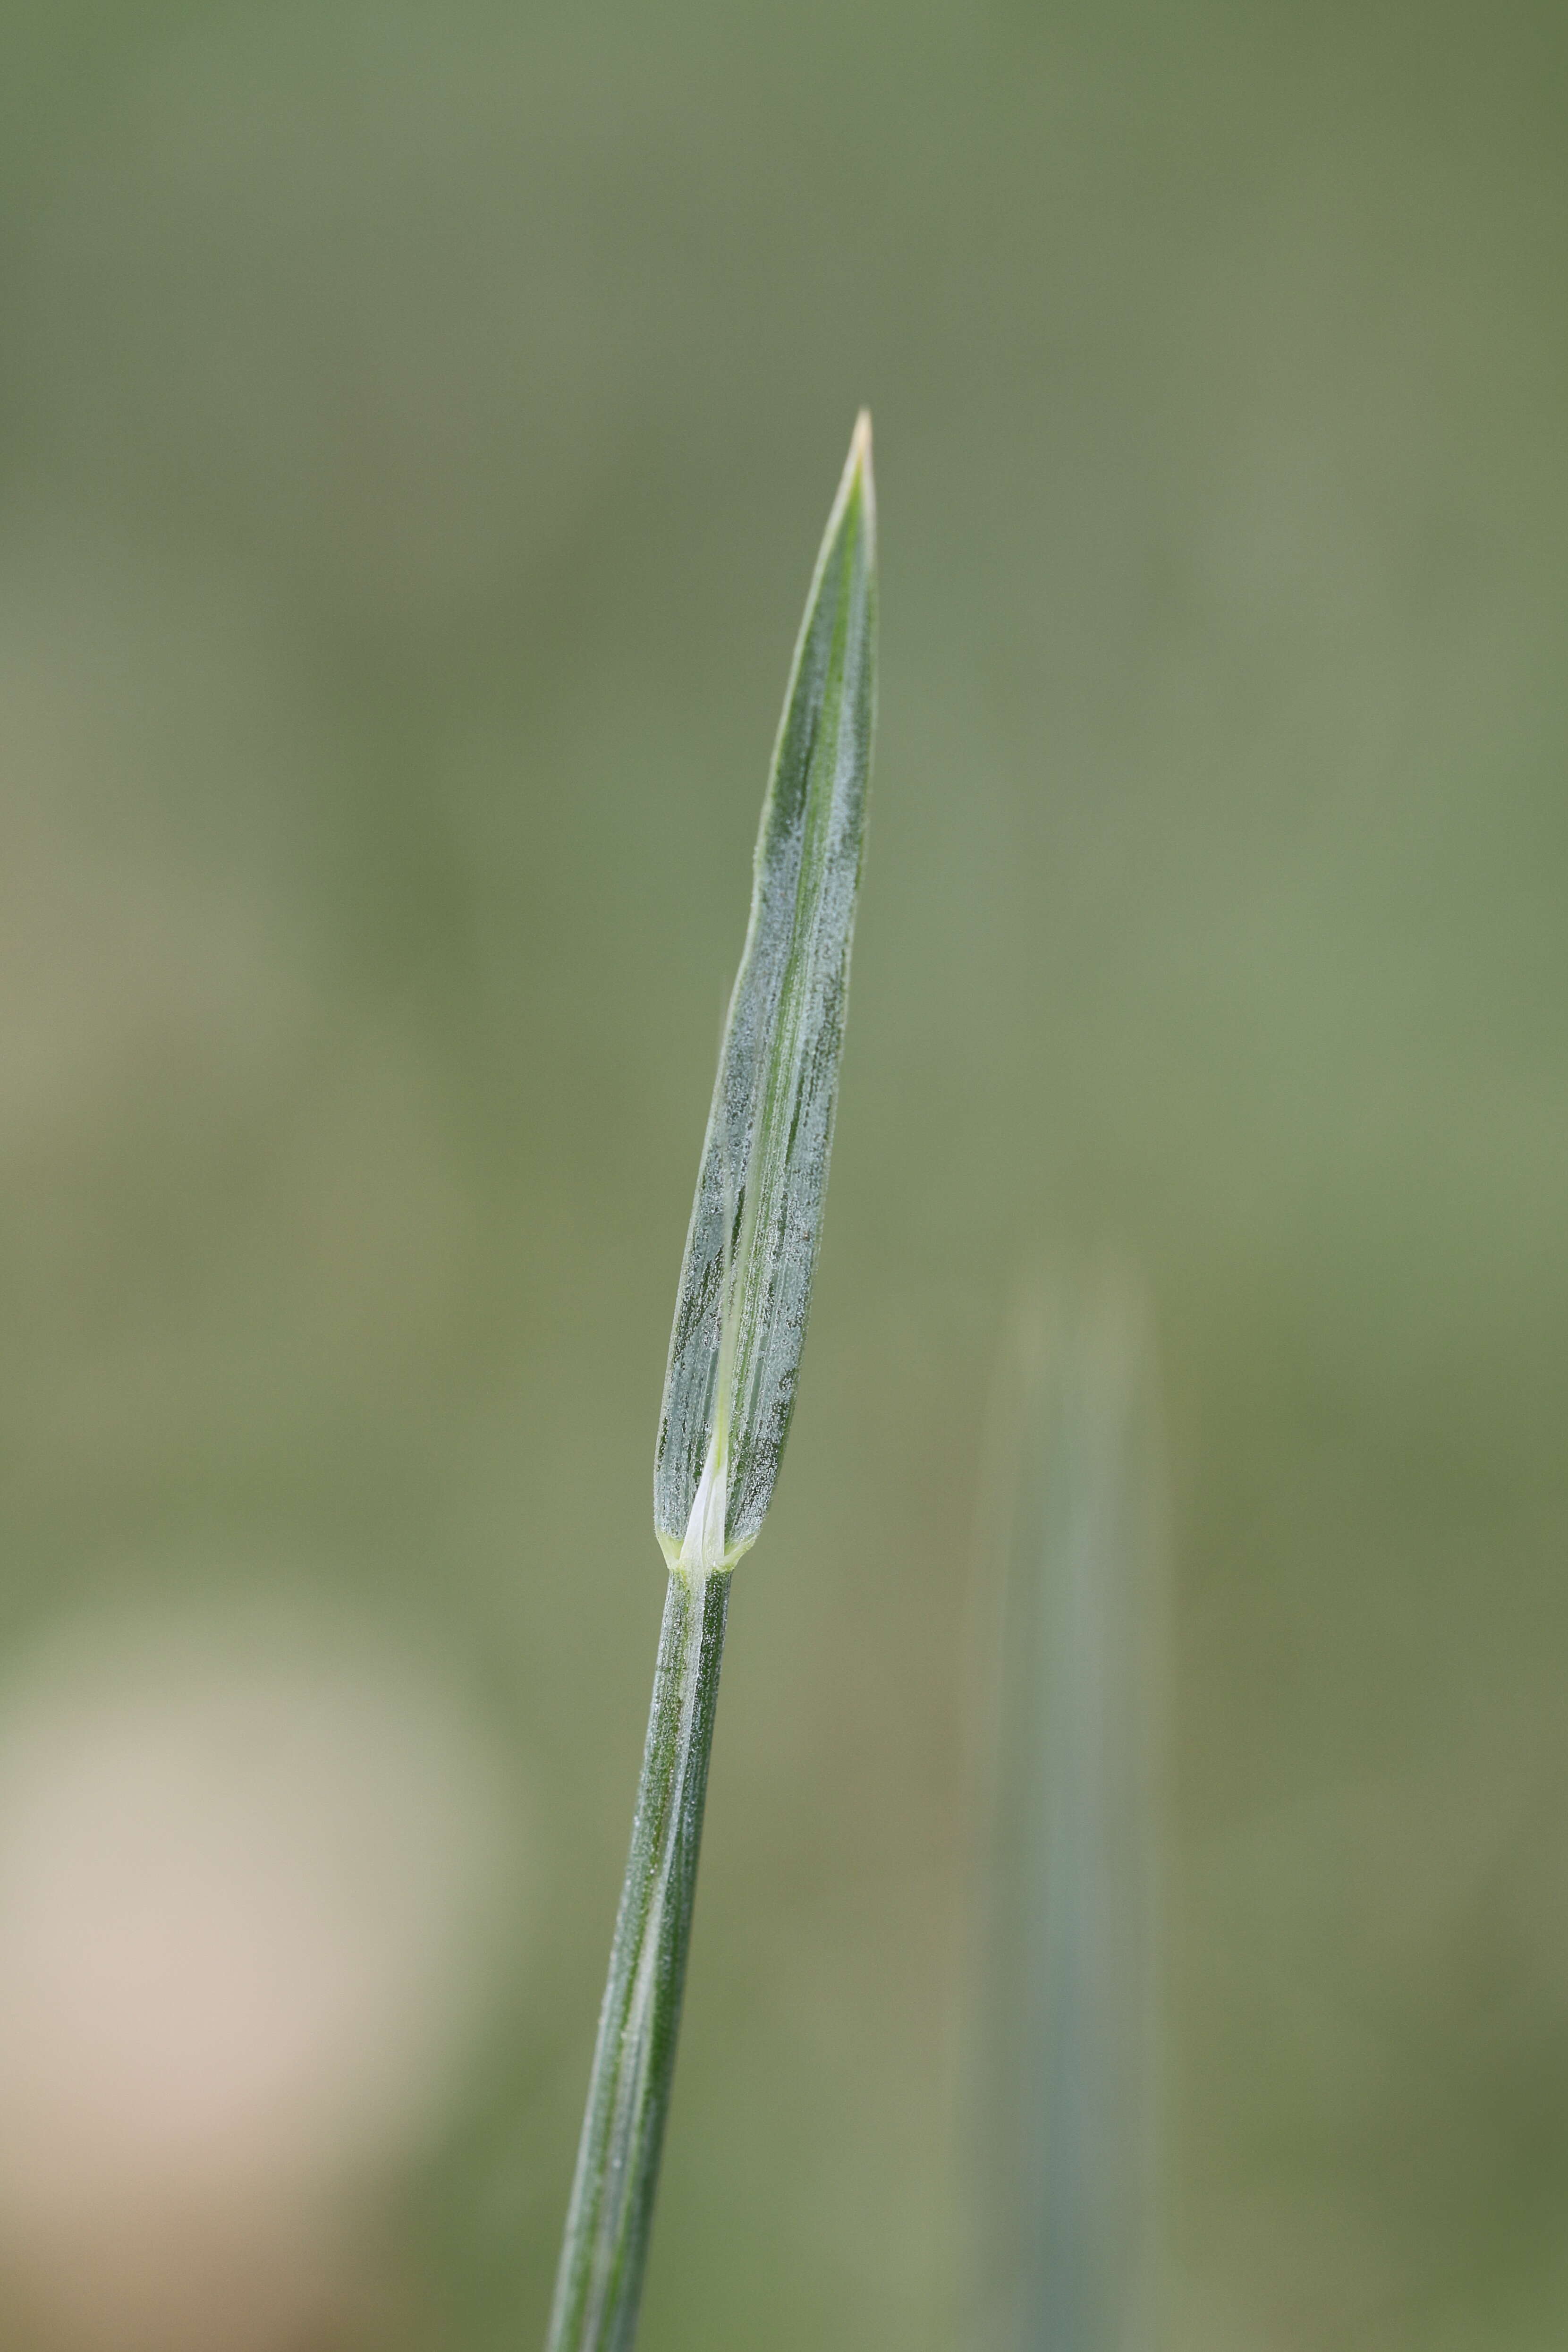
[655,411,877,1572]
[546,420,879,2352]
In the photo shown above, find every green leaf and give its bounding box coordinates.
[654,412,877,1572]
[546,423,880,2352]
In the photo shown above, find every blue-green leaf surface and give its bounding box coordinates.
[654,414,876,1571]
[975,1274,1166,2352]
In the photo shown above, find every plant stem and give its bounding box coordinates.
[545,1564,730,2352]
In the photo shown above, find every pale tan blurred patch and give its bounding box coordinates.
[0,1600,525,2352]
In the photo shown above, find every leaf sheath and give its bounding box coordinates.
[544,1565,730,2352]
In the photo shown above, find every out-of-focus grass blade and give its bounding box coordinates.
[972,1272,1166,2352]
[655,411,877,1573]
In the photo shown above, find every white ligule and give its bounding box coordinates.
[678,1429,729,1576]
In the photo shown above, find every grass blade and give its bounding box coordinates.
[972,1273,1166,2352]
[655,410,877,1572]
[546,416,877,2352]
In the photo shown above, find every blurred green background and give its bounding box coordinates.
[1,2,1566,2347]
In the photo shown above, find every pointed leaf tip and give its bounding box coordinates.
[654,424,878,1567]
[849,410,875,546]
